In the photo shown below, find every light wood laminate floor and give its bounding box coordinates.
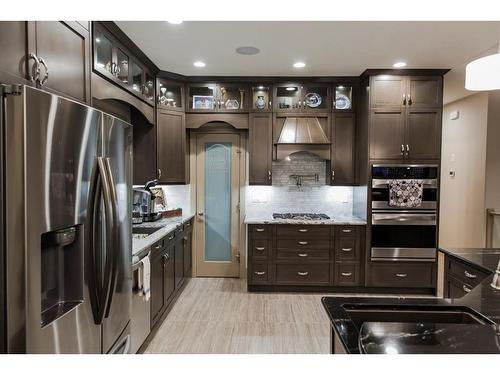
[144,278,430,354]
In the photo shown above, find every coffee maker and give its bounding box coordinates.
[132,179,162,222]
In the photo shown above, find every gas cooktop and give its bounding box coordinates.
[272,213,331,220]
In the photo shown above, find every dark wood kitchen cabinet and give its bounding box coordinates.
[247,224,366,290]
[329,113,356,185]
[443,253,492,299]
[183,219,193,277]
[368,74,443,161]
[273,83,331,113]
[150,238,175,328]
[186,83,249,113]
[156,109,189,184]
[249,113,273,185]
[0,21,90,103]
[174,226,184,289]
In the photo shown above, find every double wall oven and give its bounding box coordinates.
[370,164,439,262]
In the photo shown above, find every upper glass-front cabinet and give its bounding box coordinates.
[186,83,249,112]
[333,84,354,111]
[157,78,184,111]
[93,23,155,106]
[274,83,330,112]
[251,86,272,112]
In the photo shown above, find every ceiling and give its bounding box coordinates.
[116,21,500,77]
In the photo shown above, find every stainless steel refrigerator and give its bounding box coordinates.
[0,84,132,353]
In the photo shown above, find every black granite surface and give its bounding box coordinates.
[322,247,500,354]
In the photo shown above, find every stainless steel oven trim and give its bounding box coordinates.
[370,247,437,261]
[371,212,437,226]
[372,164,439,168]
[372,201,437,210]
[372,179,438,188]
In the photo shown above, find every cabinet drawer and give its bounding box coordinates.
[277,238,330,251]
[275,263,330,285]
[249,224,271,239]
[249,262,270,284]
[334,263,361,286]
[249,239,270,259]
[368,262,435,288]
[276,225,331,239]
[334,225,358,237]
[446,274,473,299]
[335,237,360,261]
[276,249,330,261]
[446,257,490,287]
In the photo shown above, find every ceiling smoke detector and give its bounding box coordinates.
[235,46,261,55]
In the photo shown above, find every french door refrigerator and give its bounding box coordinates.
[0,84,132,353]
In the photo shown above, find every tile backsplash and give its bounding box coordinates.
[246,152,356,219]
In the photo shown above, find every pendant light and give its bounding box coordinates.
[465,29,500,91]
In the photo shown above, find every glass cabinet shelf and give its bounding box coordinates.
[157,78,184,110]
[334,85,353,111]
[251,86,272,111]
[275,84,301,110]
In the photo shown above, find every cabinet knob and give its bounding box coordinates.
[463,284,472,293]
[255,247,265,251]
[255,228,265,232]
[342,229,352,233]
[268,170,272,180]
[464,270,477,279]
[402,93,407,105]
[406,144,410,156]
[157,168,162,179]
[407,94,412,105]
[298,229,308,233]
[331,170,335,181]
[401,144,405,155]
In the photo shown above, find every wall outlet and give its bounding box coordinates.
[449,170,456,178]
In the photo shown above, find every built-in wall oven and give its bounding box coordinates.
[370,164,439,262]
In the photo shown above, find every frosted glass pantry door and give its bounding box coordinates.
[195,133,240,277]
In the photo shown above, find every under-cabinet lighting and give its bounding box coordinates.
[286,87,296,91]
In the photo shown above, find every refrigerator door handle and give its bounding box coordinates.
[87,159,103,324]
[102,157,120,319]
[96,157,118,324]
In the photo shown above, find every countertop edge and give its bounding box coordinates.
[438,247,498,273]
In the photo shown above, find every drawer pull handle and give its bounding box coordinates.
[298,229,308,233]
[341,272,352,277]
[297,271,309,276]
[154,244,162,250]
[298,241,308,245]
[342,229,352,233]
[255,247,265,251]
[168,235,174,240]
[256,228,265,232]
[464,270,477,279]
[463,285,472,293]
[341,248,353,252]
[298,253,308,257]
[396,273,407,278]
[254,271,266,276]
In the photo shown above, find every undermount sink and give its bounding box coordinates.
[343,304,494,330]
[132,226,162,238]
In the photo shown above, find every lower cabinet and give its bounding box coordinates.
[247,224,366,290]
[368,261,436,288]
[150,219,194,330]
[443,254,492,299]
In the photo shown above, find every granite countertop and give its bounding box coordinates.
[322,247,500,354]
[132,212,195,262]
[244,215,367,225]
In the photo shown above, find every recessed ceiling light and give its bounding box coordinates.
[258,86,264,90]
[193,61,206,68]
[293,62,306,68]
[235,46,260,55]
[393,61,407,68]
[286,87,296,91]
[167,21,183,25]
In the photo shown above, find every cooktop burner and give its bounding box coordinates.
[272,213,331,220]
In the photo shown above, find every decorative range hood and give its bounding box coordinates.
[275,117,331,160]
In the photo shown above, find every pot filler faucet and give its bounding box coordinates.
[290,173,319,187]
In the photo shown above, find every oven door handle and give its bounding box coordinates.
[372,179,438,188]
[372,213,436,225]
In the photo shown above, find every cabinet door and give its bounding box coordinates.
[407,76,443,109]
[370,75,406,108]
[150,250,165,326]
[330,113,355,185]
[406,108,442,160]
[34,21,90,103]
[183,228,193,277]
[249,113,272,185]
[157,110,188,184]
[163,246,175,304]
[369,109,405,160]
[446,275,470,299]
[0,21,31,84]
[174,235,184,289]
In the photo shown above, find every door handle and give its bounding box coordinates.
[342,229,352,233]
[407,94,412,105]
[37,57,49,86]
[255,228,265,232]
[268,170,271,180]
[157,168,162,179]
[402,93,406,105]
[341,272,353,277]
[254,271,266,276]
[463,285,472,293]
[401,144,405,156]
[464,270,477,279]
[255,247,265,251]
[396,273,408,278]
[27,53,40,83]
[406,144,410,156]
